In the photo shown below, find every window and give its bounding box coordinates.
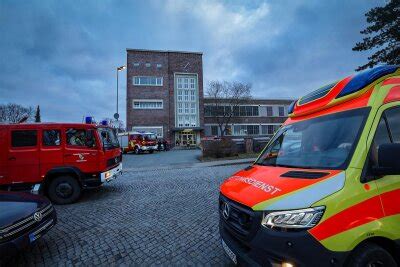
[256,108,369,169]
[266,106,273,117]
[97,128,119,150]
[132,126,163,138]
[177,116,183,127]
[176,75,198,127]
[233,125,260,136]
[190,103,196,114]
[133,76,163,86]
[211,126,218,136]
[370,106,400,166]
[384,107,400,143]
[190,115,197,127]
[66,129,96,147]
[261,125,275,135]
[43,130,61,146]
[278,106,285,117]
[156,63,162,68]
[206,105,258,117]
[177,90,183,101]
[178,103,183,114]
[133,62,140,67]
[184,103,189,114]
[145,63,151,67]
[185,115,190,127]
[11,130,37,147]
[133,100,163,109]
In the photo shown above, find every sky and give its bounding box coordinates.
[0,0,384,123]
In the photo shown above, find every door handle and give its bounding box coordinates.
[8,157,16,161]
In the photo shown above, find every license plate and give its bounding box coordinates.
[222,239,237,264]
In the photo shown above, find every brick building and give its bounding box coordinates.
[126,49,204,147]
[204,98,293,138]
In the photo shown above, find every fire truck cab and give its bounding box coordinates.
[0,123,122,204]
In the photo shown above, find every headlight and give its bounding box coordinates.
[261,206,325,229]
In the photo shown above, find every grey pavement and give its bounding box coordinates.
[4,151,247,266]
[123,149,256,172]
[122,149,202,169]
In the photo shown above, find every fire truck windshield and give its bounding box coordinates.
[144,134,157,141]
[97,127,120,149]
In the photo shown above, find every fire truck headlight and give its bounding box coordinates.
[261,206,325,230]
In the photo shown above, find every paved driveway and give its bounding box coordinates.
[4,160,245,266]
[122,149,202,169]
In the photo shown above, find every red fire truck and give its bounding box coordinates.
[0,123,122,204]
[118,131,158,154]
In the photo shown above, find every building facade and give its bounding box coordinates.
[204,98,293,139]
[126,49,204,147]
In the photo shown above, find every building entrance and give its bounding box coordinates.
[176,130,197,147]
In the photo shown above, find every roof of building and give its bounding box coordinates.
[126,48,203,55]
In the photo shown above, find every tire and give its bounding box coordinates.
[134,146,140,154]
[47,176,81,205]
[346,243,397,267]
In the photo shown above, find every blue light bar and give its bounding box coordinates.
[336,65,399,99]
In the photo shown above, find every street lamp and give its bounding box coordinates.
[115,65,126,121]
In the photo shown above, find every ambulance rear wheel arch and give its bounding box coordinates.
[345,239,398,267]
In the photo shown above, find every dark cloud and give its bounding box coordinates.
[0,0,383,123]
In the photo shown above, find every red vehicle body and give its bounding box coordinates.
[0,123,122,204]
[118,131,158,154]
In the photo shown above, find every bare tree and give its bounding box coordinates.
[0,103,34,123]
[206,81,252,137]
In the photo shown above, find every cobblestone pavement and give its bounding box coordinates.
[3,162,247,266]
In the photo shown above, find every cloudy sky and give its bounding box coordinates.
[0,0,383,123]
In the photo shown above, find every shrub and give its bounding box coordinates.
[202,138,238,158]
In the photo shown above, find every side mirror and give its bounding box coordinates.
[372,143,400,175]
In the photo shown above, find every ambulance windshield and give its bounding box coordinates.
[256,108,370,170]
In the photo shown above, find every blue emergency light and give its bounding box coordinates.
[85,116,94,124]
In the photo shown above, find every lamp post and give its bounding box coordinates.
[115,65,126,121]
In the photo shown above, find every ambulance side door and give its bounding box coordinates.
[367,104,400,219]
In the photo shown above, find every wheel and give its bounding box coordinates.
[346,243,397,267]
[47,176,81,205]
[134,147,140,154]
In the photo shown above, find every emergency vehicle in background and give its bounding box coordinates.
[118,131,158,154]
[219,65,400,266]
[0,122,122,204]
